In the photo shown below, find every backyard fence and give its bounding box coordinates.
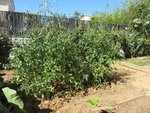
[0,11,127,35]
[0,11,41,35]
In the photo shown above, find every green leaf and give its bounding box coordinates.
[2,87,24,109]
[87,98,100,107]
[0,102,10,113]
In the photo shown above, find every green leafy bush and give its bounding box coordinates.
[105,0,150,58]
[113,30,150,58]
[129,0,150,36]
[11,24,120,98]
[92,7,126,25]
[119,0,150,57]
[92,0,150,27]
[125,30,150,57]
[91,1,136,25]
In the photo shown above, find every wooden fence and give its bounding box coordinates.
[0,11,41,35]
[0,11,127,35]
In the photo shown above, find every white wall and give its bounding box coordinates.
[0,5,9,11]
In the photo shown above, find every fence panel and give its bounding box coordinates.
[0,11,41,35]
[0,11,127,35]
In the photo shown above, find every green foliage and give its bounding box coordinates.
[2,87,24,109]
[72,11,82,19]
[98,0,150,58]
[119,0,150,57]
[87,97,100,107]
[92,1,136,25]
[92,0,150,25]
[115,29,150,58]
[126,31,150,57]
[92,7,126,24]
[0,77,25,113]
[11,24,120,98]
[129,0,150,37]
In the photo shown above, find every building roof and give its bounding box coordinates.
[80,15,91,21]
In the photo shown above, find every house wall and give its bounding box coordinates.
[8,0,15,11]
[0,5,9,11]
[0,0,8,5]
[0,0,15,12]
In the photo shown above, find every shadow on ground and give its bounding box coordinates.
[24,95,54,113]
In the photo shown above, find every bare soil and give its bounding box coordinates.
[0,70,14,82]
[1,57,150,113]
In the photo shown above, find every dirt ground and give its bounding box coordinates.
[1,57,150,113]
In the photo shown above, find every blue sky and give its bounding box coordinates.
[14,0,124,16]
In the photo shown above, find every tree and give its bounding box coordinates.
[72,11,82,19]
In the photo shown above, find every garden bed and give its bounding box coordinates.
[1,57,150,113]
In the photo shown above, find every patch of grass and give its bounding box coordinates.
[128,57,150,66]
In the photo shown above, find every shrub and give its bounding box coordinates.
[108,0,150,58]
[11,24,120,98]
[92,8,126,25]
[129,0,150,37]
[92,0,150,26]
[122,30,150,57]
[121,0,150,57]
